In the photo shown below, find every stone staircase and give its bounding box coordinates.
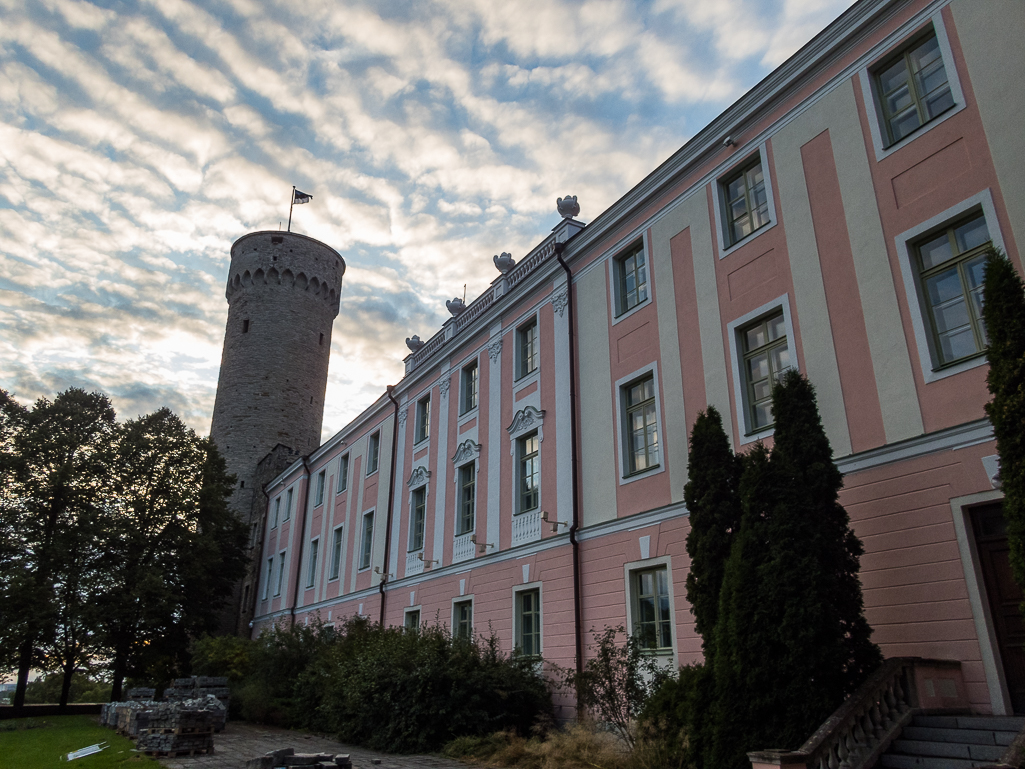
[878,714,1025,769]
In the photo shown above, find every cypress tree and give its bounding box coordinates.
[684,406,743,655]
[757,369,881,748]
[983,251,1025,593]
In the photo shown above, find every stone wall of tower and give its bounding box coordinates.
[209,230,345,633]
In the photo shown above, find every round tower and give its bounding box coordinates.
[209,230,345,633]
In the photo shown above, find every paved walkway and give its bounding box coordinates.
[161,721,469,769]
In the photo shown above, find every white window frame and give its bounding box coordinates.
[306,537,319,589]
[408,484,428,553]
[284,487,293,521]
[452,595,474,639]
[414,393,431,445]
[314,470,325,507]
[275,550,286,596]
[512,582,543,658]
[607,236,653,325]
[366,431,380,475]
[896,190,1005,383]
[337,453,349,493]
[455,462,476,536]
[614,363,666,485]
[404,605,422,633]
[727,294,798,444]
[623,555,677,664]
[271,496,280,529]
[263,556,274,599]
[358,510,374,571]
[515,314,540,382]
[859,13,965,162]
[713,143,778,259]
[328,524,344,581]
[460,358,479,416]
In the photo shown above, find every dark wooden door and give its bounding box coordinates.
[972,502,1025,714]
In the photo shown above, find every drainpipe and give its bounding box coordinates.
[380,385,401,626]
[289,455,312,627]
[556,243,584,676]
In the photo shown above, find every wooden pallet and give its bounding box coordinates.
[141,746,214,758]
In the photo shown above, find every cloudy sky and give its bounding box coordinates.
[0,0,856,441]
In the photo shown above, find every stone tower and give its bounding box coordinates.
[210,230,345,634]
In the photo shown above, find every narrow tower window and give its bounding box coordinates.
[319,332,324,346]
[243,319,250,333]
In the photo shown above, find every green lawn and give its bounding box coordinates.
[0,715,160,769]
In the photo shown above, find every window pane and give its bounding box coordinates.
[926,269,967,308]
[747,352,769,382]
[938,326,977,362]
[771,345,790,376]
[890,107,921,142]
[924,88,954,120]
[955,217,990,254]
[919,233,954,269]
[879,58,909,96]
[753,402,773,429]
[745,324,767,351]
[768,314,786,342]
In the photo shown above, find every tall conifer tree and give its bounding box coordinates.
[983,251,1025,593]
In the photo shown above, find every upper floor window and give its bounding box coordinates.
[517,319,538,379]
[741,311,791,433]
[518,432,540,514]
[874,30,954,147]
[306,538,319,588]
[454,599,473,639]
[624,375,659,475]
[314,470,325,506]
[271,496,280,528]
[275,551,286,596]
[329,525,343,581]
[263,556,273,599]
[722,157,770,247]
[367,431,380,475]
[410,487,427,552]
[457,464,475,535]
[359,511,374,570]
[515,588,541,658]
[337,454,349,493]
[915,213,991,367]
[284,488,293,521]
[415,395,431,444]
[461,360,478,415]
[615,243,648,316]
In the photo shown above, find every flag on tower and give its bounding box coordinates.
[293,189,312,204]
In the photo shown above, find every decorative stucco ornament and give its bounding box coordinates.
[493,252,516,274]
[446,297,467,316]
[557,195,580,219]
[406,335,425,352]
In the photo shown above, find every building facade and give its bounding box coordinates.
[245,0,1025,718]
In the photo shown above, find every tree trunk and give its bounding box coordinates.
[13,637,32,710]
[111,649,128,702]
[59,659,75,709]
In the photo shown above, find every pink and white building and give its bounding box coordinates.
[249,0,1025,718]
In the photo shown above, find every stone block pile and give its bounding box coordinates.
[246,748,353,769]
[125,687,156,701]
[101,695,226,756]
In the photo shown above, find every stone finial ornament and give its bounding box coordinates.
[493,252,516,274]
[446,297,467,316]
[557,195,580,219]
[405,335,425,352]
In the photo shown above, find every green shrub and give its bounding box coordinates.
[637,664,702,767]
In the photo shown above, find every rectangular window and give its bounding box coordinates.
[741,312,791,432]
[271,497,280,528]
[337,454,349,493]
[359,511,374,570]
[329,526,343,580]
[515,589,541,658]
[367,432,380,474]
[275,551,286,596]
[284,488,293,521]
[624,375,659,474]
[915,213,991,367]
[615,243,648,316]
[457,464,475,535]
[454,599,473,639]
[404,609,421,634]
[874,30,954,147]
[263,557,273,599]
[306,539,319,588]
[722,157,770,247]
[315,470,325,507]
[410,487,426,552]
[461,360,478,414]
[415,395,431,443]
[517,319,538,379]
[632,567,672,651]
[518,432,540,514]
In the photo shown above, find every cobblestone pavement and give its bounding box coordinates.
[160,721,469,769]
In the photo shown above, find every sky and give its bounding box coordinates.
[0,0,857,442]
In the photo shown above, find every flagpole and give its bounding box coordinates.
[287,186,295,232]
